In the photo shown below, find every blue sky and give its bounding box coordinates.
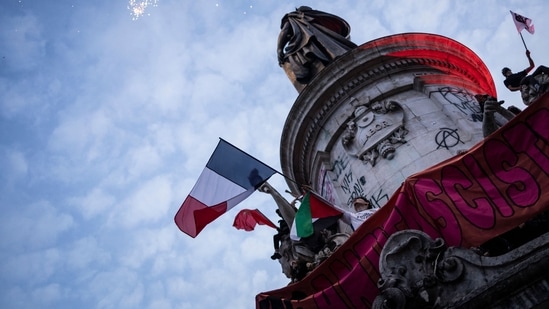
[1,0,548,308]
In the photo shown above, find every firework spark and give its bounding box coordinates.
[128,0,159,20]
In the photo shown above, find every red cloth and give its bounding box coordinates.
[233,209,277,231]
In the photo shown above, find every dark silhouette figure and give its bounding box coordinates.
[277,6,357,88]
[502,50,549,92]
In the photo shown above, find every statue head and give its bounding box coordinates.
[296,6,313,12]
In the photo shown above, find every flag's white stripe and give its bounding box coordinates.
[289,217,320,241]
[226,187,255,210]
[289,217,298,241]
[189,167,246,206]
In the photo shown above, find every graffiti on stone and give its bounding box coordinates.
[325,151,389,208]
[330,154,350,181]
[340,171,354,195]
[318,164,338,204]
[436,86,482,122]
[370,188,389,208]
[436,127,464,150]
[338,170,372,207]
[344,184,388,209]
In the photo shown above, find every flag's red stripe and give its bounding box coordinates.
[174,196,227,238]
[309,194,342,218]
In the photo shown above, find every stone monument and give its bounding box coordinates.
[257,8,549,309]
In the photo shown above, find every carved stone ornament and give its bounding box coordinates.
[373,229,549,309]
[341,100,408,166]
[373,230,462,309]
[521,73,549,106]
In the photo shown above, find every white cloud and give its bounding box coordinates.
[66,236,112,270]
[1,248,61,285]
[69,188,116,220]
[110,175,173,228]
[0,201,74,251]
[87,268,143,309]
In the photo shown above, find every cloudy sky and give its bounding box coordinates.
[1,0,548,308]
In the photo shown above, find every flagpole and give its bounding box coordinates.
[519,32,528,50]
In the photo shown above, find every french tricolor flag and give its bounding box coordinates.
[175,139,277,238]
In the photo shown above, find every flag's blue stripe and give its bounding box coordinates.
[206,139,276,189]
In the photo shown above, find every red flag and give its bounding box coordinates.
[510,10,535,34]
[233,209,277,231]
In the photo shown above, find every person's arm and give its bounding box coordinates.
[524,50,535,73]
[340,210,352,225]
[506,84,521,92]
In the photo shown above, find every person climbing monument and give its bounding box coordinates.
[502,50,549,92]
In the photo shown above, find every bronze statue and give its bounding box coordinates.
[277,6,357,91]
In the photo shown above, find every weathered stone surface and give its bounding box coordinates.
[374,230,549,308]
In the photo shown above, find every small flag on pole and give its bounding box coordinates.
[510,10,535,34]
[233,209,277,231]
[174,139,277,238]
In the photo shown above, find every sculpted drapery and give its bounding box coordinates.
[277,6,357,84]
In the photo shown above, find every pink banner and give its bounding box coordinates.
[256,93,549,308]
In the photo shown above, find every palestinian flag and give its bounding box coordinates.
[290,192,343,241]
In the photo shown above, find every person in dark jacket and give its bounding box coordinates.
[502,50,549,92]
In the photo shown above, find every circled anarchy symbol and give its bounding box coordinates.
[436,127,463,149]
